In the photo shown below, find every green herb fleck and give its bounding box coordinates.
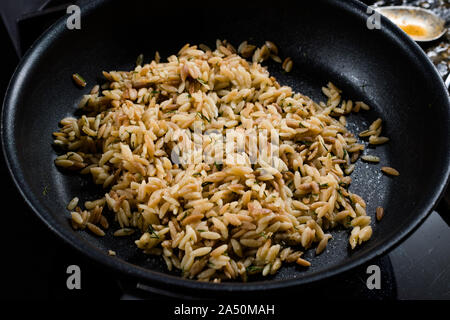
[147,225,160,239]
[345,217,352,227]
[42,185,49,196]
[214,162,223,170]
[320,183,329,188]
[246,266,263,273]
[197,112,210,123]
[349,197,355,206]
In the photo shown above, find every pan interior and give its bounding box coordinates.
[3,0,449,289]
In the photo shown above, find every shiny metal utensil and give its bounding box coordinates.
[376,6,446,42]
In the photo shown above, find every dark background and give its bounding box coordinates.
[0,0,449,300]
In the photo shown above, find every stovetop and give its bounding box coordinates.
[0,0,449,300]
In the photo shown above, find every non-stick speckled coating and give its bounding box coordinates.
[2,0,450,294]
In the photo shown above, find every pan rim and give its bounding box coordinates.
[2,0,450,293]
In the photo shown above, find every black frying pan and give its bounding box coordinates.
[2,0,450,296]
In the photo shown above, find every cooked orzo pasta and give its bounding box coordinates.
[54,39,375,282]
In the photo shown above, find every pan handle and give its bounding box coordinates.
[435,188,450,226]
[118,279,206,300]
